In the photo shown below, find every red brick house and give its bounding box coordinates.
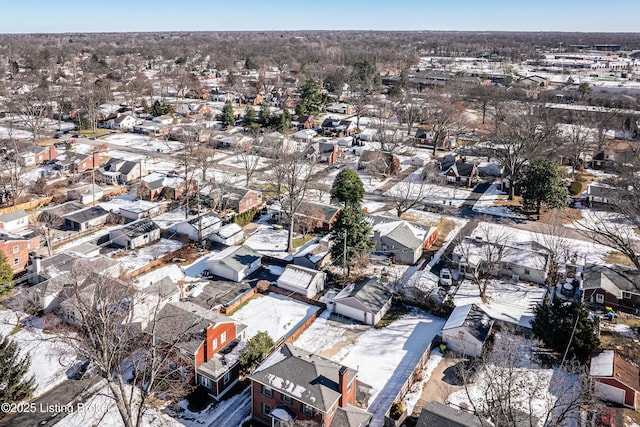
[293,115,314,130]
[249,344,370,427]
[439,160,479,187]
[155,301,247,400]
[204,185,263,214]
[17,144,59,166]
[56,152,102,174]
[139,173,198,201]
[590,350,639,409]
[0,230,40,272]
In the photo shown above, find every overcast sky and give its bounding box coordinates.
[1,0,638,33]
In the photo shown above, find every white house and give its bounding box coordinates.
[119,201,162,221]
[209,223,244,246]
[109,218,161,249]
[66,184,104,205]
[169,212,221,242]
[0,209,29,232]
[441,304,493,357]
[276,264,326,299]
[206,245,262,282]
[333,277,392,326]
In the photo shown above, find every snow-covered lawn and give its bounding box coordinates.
[0,125,32,139]
[230,293,320,341]
[218,153,270,170]
[294,310,355,355]
[447,334,580,427]
[243,224,291,260]
[454,279,547,327]
[131,264,188,290]
[116,239,186,274]
[0,309,79,397]
[102,133,184,153]
[384,168,471,208]
[295,309,444,425]
[473,182,526,219]
[572,208,640,244]
[144,158,178,173]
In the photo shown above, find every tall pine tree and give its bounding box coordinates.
[0,333,36,407]
[331,168,365,208]
[221,99,235,129]
[520,159,568,215]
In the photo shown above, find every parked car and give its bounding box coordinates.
[439,268,452,286]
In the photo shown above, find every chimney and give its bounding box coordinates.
[338,366,349,407]
[33,255,42,275]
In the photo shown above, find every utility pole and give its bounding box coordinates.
[197,190,202,246]
[91,166,96,205]
[343,229,347,276]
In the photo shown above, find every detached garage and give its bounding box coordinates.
[333,277,392,326]
[441,304,493,357]
[590,350,639,409]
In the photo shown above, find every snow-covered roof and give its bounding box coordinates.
[442,304,473,330]
[215,223,243,239]
[278,265,323,289]
[590,350,614,377]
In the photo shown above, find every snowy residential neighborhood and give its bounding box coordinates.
[1,28,640,427]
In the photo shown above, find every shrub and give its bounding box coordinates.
[568,181,582,196]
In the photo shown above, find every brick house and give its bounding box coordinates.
[0,230,40,272]
[203,185,263,215]
[590,350,639,409]
[17,144,59,166]
[155,301,247,400]
[439,160,479,187]
[56,152,102,173]
[250,343,370,427]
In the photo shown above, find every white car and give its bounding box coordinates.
[439,268,453,286]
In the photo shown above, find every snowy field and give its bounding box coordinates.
[243,224,291,260]
[102,133,184,153]
[454,279,547,328]
[473,182,525,219]
[115,239,185,273]
[0,125,32,139]
[384,168,471,208]
[218,153,270,171]
[0,308,80,397]
[295,309,444,425]
[230,293,320,341]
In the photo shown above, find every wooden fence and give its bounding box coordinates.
[0,196,53,214]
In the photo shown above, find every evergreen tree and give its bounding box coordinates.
[221,99,235,129]
[279,109,292,133]
[330,205,374,275]
[242,106,256,126]
[238,331,274,374]
[0,333,36,407]
[295,79,324,116]
[331,168,365,207]
[0,252,13,296]
[520,159,568,215]
[531,297,599,363]
[258,102,271,128]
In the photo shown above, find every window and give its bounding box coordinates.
[595,294,605,304]
[622,291,632,299]
[261,403,271,415]
[221,332,227,344]
[198,375,212,389]
[524,268,531,275]
[223,371,232,385]
[13,258,19,266]
[302,404,314,417]
[211,338,217,350]
[12,245,19,254]
[282,393,292,404]
[261,385,273,398]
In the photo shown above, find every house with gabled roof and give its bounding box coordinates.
[66,184,104,205]
[369,215,437,265]
[99,156,147,185]
[416,401,483,427]
[62,205,109,231]
[439,160,479,187]
[210,222,244,246]
[169,211,222,242]
[590,350,639,409]
[0,229,39,272]
[0,209,29,232]
[277,264,326,299]
[295,201,341,232]
[206,245,262,282]
[581,264,640,308]
[16,143,59,166]
[154,301,247,400]
[333,277,392,326]
[249,343,370,427]
[442,304,494,357]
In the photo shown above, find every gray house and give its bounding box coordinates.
[206,245,262,282]
[169,212,222,242]
[99,157,147,185]
[369,215,437,265]
[276,264,326,299]
[417,402,483,427]
[333,277,392,325]
[109,218,160,249]
[442,304,493,357]
[62,206,110,231]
